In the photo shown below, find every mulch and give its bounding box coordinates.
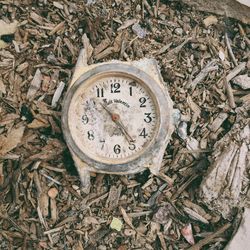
[0,0,249,249]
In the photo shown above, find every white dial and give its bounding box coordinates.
[67,74,159,164]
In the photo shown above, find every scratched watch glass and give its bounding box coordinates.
[67,74,159,164]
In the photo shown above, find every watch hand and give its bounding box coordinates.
[99,102,135,143]
[116,119,135,143]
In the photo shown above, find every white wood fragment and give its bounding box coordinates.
[51,81,65,107]
[232,74,250,89]
[226,62,246,82]
[209,112,228,132]
[186,137,200,159]
[53,1,64,9]
[225,208,250,250]
[27,69,43,100]
[0,78,6,94]
[183,207,209,224]
[117,19,137,31]
[199,101,249,219]
[186,60,218,92]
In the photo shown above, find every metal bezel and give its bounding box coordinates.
[62,63,172,173]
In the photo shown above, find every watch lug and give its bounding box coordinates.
[71,152,91,194]
[147,146,166,175]
[70,49,89,88]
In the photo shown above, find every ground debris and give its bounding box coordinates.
[0,1,247,249]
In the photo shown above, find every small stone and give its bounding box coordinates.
[124,228,136,236]
[177,121,187,140]
[174,27,183,36]
[48,187,58,199]
[132,23,147,38]
[110,217,123,231]
[203,15,218,28]
[135,4,141,13]
[199,44,207,51]
[240,40,246,50]
[159,13,166,20]
[182,15,190,23]
[72,184,79,190]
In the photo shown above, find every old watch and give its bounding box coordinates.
[62,49,174,188]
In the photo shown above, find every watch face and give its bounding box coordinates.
[66,72,159,165]
[62,63,172,172]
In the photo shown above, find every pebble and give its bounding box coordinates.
[203,15,218,27]
[174,27,183,36]
[199,44,207,51]
[48,187,59,199]
[110,217,123,231]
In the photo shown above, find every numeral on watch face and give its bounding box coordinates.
[96,88,104,97]
[144,113,152,123]
[139,97,147,107]
[128,143,136,150]
[87,130,94,140]
[111,83,120,93]
[82,114,89,124]
[139,128,148,138]
[114,144,121,154]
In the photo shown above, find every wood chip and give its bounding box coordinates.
[0,126,25,156]
[26,69,43,100]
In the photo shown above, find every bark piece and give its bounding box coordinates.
[181,0,250,24]
[199,103,250,219]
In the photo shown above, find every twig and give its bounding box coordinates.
[37,206,54,244]
[224,77,236,109]
[87,192,109,206]
[157,172,174,186]
[39,170,62,185]
[44,226,64,235]
[225,33,238,66]
[154,0,160,18]
[148,183,168,206]
[226,62,246,82]
[238,24,250,48]
[143,0,154,17]
[171,174,199,201]
[153,42,172,55]
[166,37,192,60]
[187,223,231,250]
[186,59,218,92]
[127,211,152,217]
